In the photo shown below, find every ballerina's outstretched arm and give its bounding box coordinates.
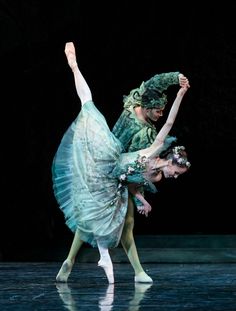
[64,42,92,106]
[139,86,189,159]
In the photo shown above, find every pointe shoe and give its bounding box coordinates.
[56,259,73,283]
[134,271,153,283]
[64,42,77,70]
[98,259,114,284]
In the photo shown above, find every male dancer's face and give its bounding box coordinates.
[145,107,164,122]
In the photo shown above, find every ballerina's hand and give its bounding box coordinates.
[137,203,152,217]
[178,74,190,88]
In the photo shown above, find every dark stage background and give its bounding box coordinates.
[0,1,235,260]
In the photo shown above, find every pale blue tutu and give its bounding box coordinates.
[52,101,132,248]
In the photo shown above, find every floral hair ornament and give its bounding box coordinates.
[172,146,191,168]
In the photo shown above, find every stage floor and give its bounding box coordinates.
[1,262,236,310]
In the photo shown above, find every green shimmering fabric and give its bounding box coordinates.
[112,106,158,152]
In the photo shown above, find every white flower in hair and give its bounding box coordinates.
[172,146,191,167]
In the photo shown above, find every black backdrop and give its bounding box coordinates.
[1,1,236,259]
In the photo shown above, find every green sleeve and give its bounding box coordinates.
[144,72,180,93]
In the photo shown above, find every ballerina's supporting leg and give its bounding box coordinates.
[97,241,114,284]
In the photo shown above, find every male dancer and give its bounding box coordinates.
[111,72,189,282]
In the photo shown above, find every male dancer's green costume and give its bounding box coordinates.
[112,72,179,204]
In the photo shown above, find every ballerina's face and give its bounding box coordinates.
[162,164,188,179]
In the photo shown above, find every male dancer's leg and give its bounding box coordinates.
[121,196,153,283]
